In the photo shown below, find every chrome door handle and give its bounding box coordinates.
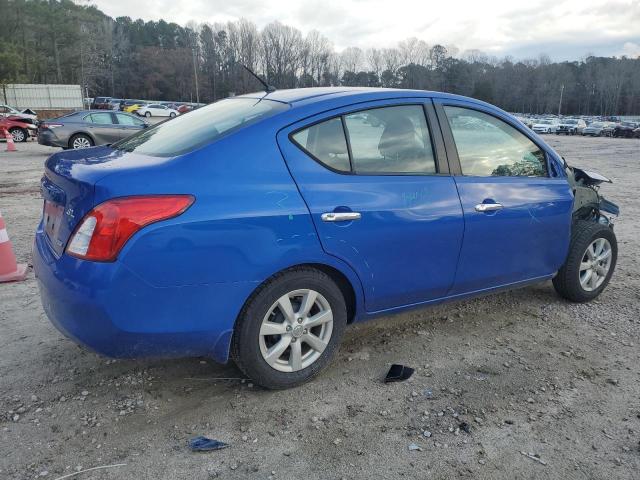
[321,212,362,222]
[475,203,503,212]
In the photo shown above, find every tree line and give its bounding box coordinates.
[1,0,639,115]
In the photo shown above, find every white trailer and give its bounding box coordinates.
[1,84,84,111]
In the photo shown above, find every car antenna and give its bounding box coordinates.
[241,65,276,93]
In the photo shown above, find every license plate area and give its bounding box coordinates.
[43,200,64,245]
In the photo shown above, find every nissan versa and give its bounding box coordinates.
[33,87,619,389]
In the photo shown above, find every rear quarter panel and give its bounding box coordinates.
[96,122,366,324]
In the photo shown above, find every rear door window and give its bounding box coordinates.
[444,106,548,177]
[344,106,436,174]
[291,104,437,175]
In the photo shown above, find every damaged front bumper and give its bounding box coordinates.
[566,165,620,225]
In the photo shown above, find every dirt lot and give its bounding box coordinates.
[1,136,639,480]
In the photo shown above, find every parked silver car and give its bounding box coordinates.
[582,122,615,137]
[37,110,149,149]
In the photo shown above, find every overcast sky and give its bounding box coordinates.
[82,0,640,60]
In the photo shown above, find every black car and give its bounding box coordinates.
[90,97,112,110]
[613,122,639,138]
[38,110,149,149]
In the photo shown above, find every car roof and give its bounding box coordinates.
[224,87,525,132]
[236,87,492,108]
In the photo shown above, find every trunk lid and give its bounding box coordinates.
[41,146,169,256]
[41,147,115,256]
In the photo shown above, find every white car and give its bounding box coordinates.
[532,119,557,134]
[136,104,179,118]
[0,104,38,122]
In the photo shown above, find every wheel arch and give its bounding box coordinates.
[215,259,364,365]
[243,261,362,325]
[68,130,95,148]
[8,126,27,140]
[303,262,358,324]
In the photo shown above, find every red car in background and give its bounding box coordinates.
[0,116,38,142]
[177,104,194,114]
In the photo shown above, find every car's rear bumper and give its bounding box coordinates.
[38,130,66,148]
[33,224,252,363]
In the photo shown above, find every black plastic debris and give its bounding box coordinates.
[459,422,471,434]
[188,436,229,452]
[384,364,414,383]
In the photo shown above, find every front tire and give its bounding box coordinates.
[145,111,151,118]
[231,267,347,389]
[553,221,617,302]
[9,127,27,142]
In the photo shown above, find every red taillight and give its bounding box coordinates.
[66,195,194,262]
[41,123,63,129]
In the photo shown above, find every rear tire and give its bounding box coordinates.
[231,267,347,389]
[553,221,617,302]
[69,134,93,149]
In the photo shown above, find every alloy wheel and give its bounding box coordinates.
[579,238,612,291]
[72,137,92,149]
[11,129,25,142]
[259,289,333,373]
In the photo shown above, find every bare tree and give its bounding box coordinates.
[340,46,363,73]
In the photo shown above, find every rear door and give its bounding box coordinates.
[85,112,121,145]
[434,100,573,294]
[278,99,464,312]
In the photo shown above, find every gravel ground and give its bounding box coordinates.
[1,136,639,480]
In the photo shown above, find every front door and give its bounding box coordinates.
[114,113,146,140]
[434,101,574,294]
[278,100,464,312]
[85,112,121,145]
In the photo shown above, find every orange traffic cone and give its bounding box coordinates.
[0,210,27,283]
[2,127,17,152]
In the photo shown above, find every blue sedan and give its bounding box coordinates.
[33,87,619,389]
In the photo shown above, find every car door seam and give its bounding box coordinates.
[274,134,368,305]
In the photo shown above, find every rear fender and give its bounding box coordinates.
[69,130,95,146]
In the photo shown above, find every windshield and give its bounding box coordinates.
[113,98,288,157]
[564,119,577,124]
[590,122,604,127]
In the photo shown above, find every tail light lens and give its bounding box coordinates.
[41,123,63,129]
[66,195,194,262]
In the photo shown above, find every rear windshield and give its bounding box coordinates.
[112,98,288,157]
